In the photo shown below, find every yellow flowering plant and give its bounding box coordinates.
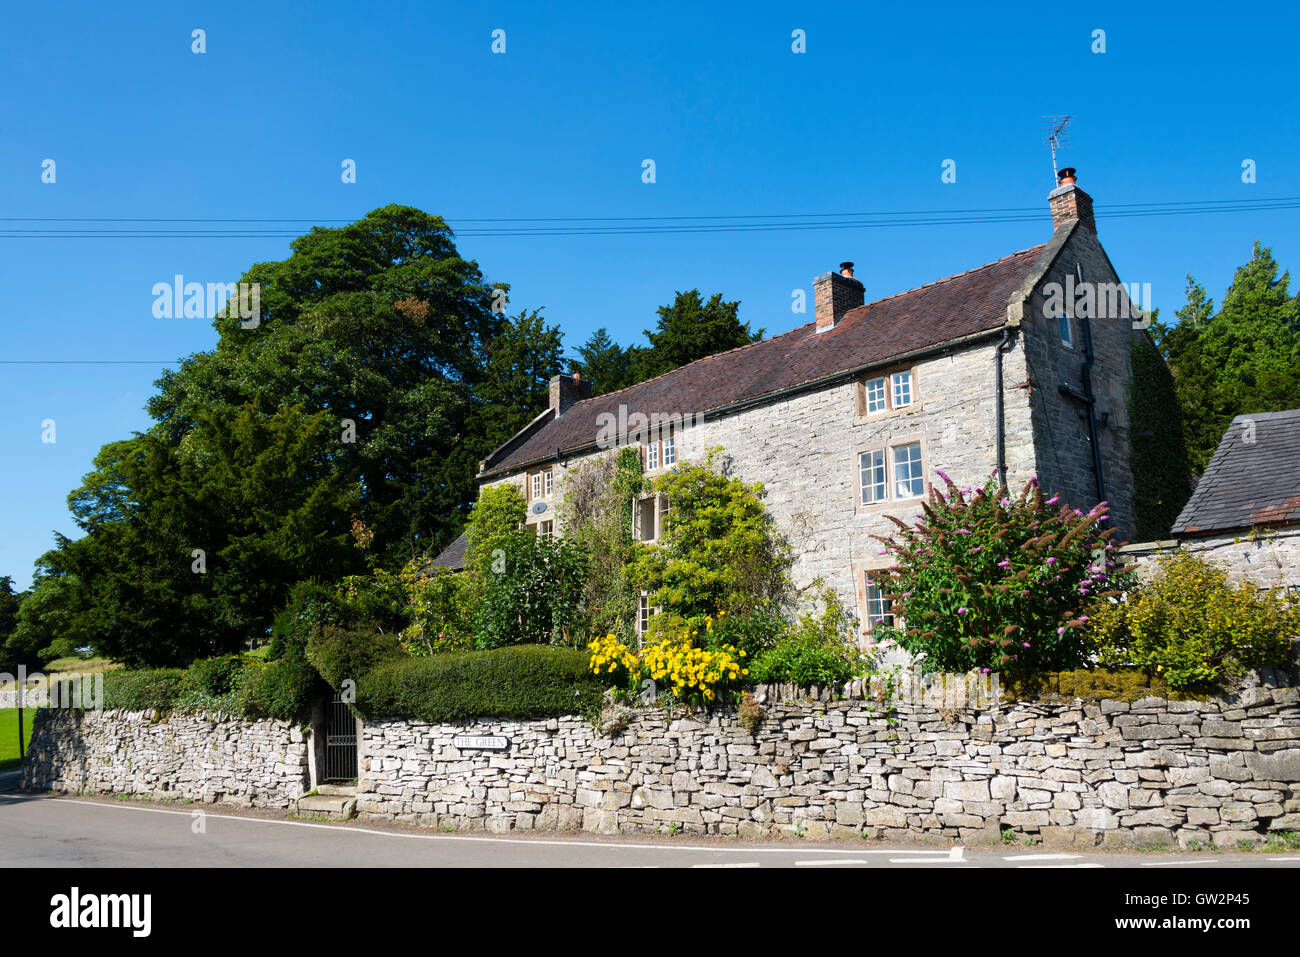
[587,615,750,707]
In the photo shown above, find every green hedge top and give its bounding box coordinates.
[1000,668,1199,703]
[357,644,603,723]
[97,656,322,722]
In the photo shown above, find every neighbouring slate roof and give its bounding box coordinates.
[1172,409,1300,536]
[482,244,1049,476]
[429,531,469,571]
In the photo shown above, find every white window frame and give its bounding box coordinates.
[890,371,913,408]
[646,440,659,471]
[544,468,554,498]
[892,441,924,499]
[662,433,676,467]
[636,591,662,645]
[864,576,895,632]
[537,520,554,538]
[530,472,542,500]
[865,376,888,413]
[1059,312,1074,349]
[633,494,669,543]
[859,449,886,504]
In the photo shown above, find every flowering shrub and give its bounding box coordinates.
[588,618,748,706]
[871,473,1132,673]
[1087,552,1299,693]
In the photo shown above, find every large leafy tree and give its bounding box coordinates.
[631,290,761,383]
[148,205,506,562]
[1154,242,1300,472]
[474,308,565,447]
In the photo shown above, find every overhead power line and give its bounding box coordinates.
[0,196,1296,239]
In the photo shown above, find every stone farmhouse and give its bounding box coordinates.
[442,169,1157,643]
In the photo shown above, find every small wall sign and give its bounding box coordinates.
[531,501,548,515]
[452,734,510,751]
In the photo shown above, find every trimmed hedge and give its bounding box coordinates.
[306,625,405,692]
[357,644,603,722]
[102,668,189,711]
[1001,668,1198,703]
[99,657,320,721]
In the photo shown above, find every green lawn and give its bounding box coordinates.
[0,707,37,771]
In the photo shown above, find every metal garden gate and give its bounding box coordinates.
[323,692,357,782]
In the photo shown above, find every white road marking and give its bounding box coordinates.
[795,859,868,866]
[1266,856,1300,862]
[1018,863,1105,868]
[1001,853,1080,861]
[889,847,966,864]
[693,862,760,868]
[1140,859,1222,866]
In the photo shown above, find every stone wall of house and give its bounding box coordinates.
[1019,225,1138,542]
[358,681,1300,848]
[21,707,309,808]
[484,335,1042,638]
[1120,527,1300,592]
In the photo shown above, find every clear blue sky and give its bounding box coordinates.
[2,1,1297,590]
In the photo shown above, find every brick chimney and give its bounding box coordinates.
[549,372,590,417]
[813,262,865,332]
[1048,167,1096,233]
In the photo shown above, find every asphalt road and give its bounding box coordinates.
[3,791,1300,868]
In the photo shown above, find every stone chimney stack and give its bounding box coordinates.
[813,261,865,332]
[549,372,590,417]
[1048,167,1096,233]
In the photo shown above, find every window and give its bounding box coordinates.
[893,442,924,498]
[1059,313,1074,348]
[859,449,886,504]
[544,469,554,497]
[865,376,887,413]
[530,472,542,500]
[646,440,659,471]
[633,494,669,543]
[636,592,661,645]
[864,577,895,631]
[891,371,913,408]
[537,520,554,537]
[663,433,676,466]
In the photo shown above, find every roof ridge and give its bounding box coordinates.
[561,244,1048,413]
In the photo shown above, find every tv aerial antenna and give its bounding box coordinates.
[1044,115,1072,179]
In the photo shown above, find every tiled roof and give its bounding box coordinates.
[429,531,468,571]
[483,244,1048,475]
[1172,409,1300,536]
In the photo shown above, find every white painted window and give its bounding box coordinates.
[865,376,887,413]
[544,469,554,497]
[864,577,894,630]
[634,494,669,543]
[893,442,924,498]
[859,449,886,504]
[1059,313,1074,348]
[637,592,660,644]
[537,520,554,538]
[891,371,913,408]
[663,433,676,466]
[646,440,659,471]
[530,472,542,500]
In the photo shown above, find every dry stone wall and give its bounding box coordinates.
[359,682,1300,848]
[21,708,309,808]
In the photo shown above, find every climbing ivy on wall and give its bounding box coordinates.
[1128,333,1192,540]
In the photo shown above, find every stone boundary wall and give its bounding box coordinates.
[21,708,309,808]
[1121,526,1300,592]
[359,683,1300,848]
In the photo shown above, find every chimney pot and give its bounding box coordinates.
[1056,167,1077,186]
[839,262,855,278]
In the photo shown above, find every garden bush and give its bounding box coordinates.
[267,580,343,660]
[187,653,247,697]
[305,625,405,692]
[357,644,603,722]
[101,668,189,711]
[235,655,323,721]
[1087,552,1299,693]
[474,531,587,648]
[872,473,1131,673]
[747,587,864,686]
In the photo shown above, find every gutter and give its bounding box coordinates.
[478,325,1012,480]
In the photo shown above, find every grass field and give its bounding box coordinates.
[0,707,37,771]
